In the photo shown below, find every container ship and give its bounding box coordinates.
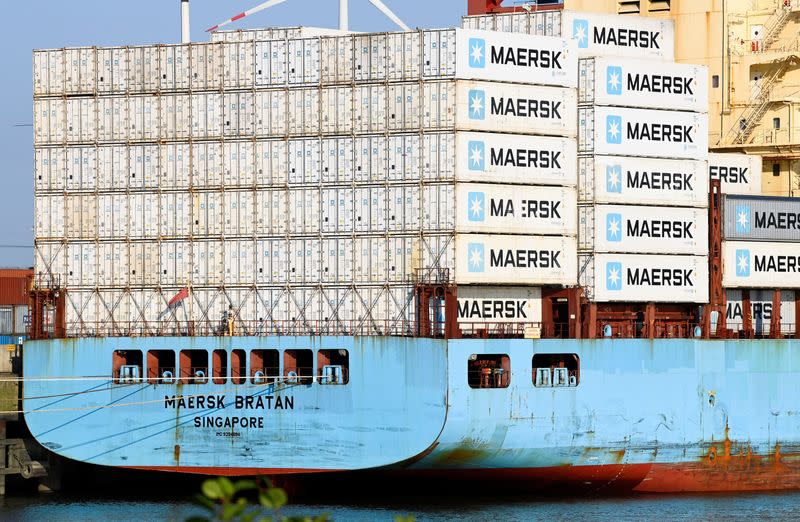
[22,2,800,493]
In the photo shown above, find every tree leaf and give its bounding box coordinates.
[201,479,224,500]
[235,479,259,493]
[218,477,236,500]
[194,494,216,510]
[259,491,274,509]
[264,487,288,509]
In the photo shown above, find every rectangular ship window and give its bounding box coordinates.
[284,349,313,385]
[467,354,510,389]
[231,349,246,385]
[179,349,208,384]
[212,349,227,385]
[317,349,349,385]
[533,354,580,388]
[251,349,279,385]
[113,350,142,384]
[147,350,176,384]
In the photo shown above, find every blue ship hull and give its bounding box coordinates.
[22,336,800,492]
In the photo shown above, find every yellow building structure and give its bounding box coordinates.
[564,0,800,195]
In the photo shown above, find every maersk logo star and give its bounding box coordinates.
[606,261,622,291]
[606,115,622,144]
[606,165,622,193]
[735,249,750,277]
[735,205,751,234]
[573,19,590,49]
[468,89,486,120]
[607,66,623,95]
[467,192,485,222]
[468,140,485,171]
[468,243,485,273]
[606,213,622,242]
[468,38,486,68]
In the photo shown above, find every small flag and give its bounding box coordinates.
[168,287,190,308]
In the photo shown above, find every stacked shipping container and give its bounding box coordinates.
[33,27,579,336]
[721,194,800,334]
[461,10,711,305]
[576,55,710,303]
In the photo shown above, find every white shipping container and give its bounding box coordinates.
[66,243,98,287]
[456,183,577,235]
[66,146,96,191]
[454,234,577,285]
[35,195,65,239]
[579,106,708,160]
[63,47,96,94]
[708,153,762,196]
[455,29,577,88]
[422,185,456,232]
[97,47,127,94]
[579,156,708,207]
[255,140,288,186]
[456,286,542,324]
[723,241,800,289]
[160,192,191,238]
[190,43,223,91]
[191,241,225,286]
[254,90,288,136]
[455,81,578,137]
[161,143,191,188]
[128,192,159,239]
[160,45,190,91]
[191,93,223,139]
[162,241,191,286]
[256,239,288,284]
[455,132,577,186]
[287,38,320,85]
[725,289,796,336]
[288,238,320,283]
[578,56,708,112]
[321,238,353,283]
[580,204,709,255]
[582,253,709,303]
[129,242,160,286]
[461,11,563,36]
[223,239,256,285]
[98,194,128,238]
[255,189,288,236]
[97,97,127,142]
[222,41,255,89]
[255,39,288,87]
[34,49,64,96]
[66,194,98,239]
[193,192,223,236]
[35,147,66,192]
[97,242,129,287]
[127,46,159,94]
[561,11,674,60]
[192,142,223,188]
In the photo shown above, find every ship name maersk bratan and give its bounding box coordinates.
[24,1,800,492]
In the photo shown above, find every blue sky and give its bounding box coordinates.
[0,0,465,268]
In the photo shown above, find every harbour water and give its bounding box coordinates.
[3,491,800,521]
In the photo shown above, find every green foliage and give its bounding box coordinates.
[188,476,328,522]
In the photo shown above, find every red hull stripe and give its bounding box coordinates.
[124,466,338,476]
[126,459,800,493]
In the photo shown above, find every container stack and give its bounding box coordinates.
[575,53,710,304]
[33,26,578,336]
[462,10,710,305]
[721,194,800,335]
